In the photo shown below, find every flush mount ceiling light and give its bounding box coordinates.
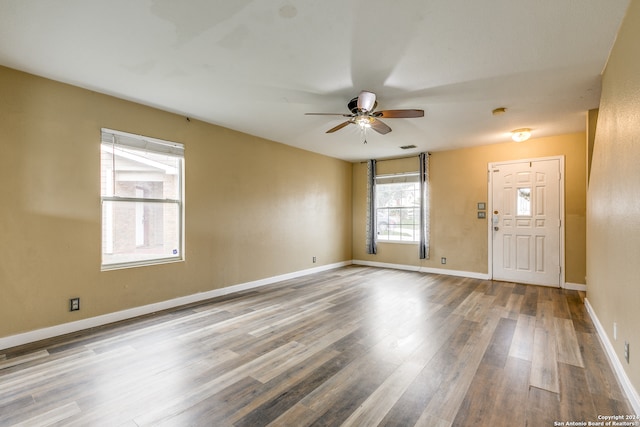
[511,128,531,142]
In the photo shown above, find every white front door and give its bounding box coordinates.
[490,158,562,287]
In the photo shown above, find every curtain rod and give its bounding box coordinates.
[358,152,431,164]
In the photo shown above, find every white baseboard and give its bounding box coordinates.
[352,259,491,280]
[0,260,593,353]
[0,261,351,352]
[563,282,587,291]
[584,298,640,415]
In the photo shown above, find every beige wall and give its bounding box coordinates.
[587,0,640,393]
[0,62,592,344]
[0,66,353,339]
[587,108,599,184]
[353,133,587,284]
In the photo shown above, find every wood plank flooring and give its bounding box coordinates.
[0,266,633,426]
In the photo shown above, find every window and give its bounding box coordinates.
[100,128,184,270]
[517,187,532,216]
[375,172,421,242]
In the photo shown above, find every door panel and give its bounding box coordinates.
[491,159,561,287]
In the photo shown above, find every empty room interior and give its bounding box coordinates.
[1,1,640,425]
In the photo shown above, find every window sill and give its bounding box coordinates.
[376,240,419,246]
[101,257,184,272]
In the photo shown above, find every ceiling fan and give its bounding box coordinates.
[305,91,424,136]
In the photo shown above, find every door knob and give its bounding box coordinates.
[494,226,499,231]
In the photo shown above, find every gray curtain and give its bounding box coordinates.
[366,159,377,254]
[419,152,430,259]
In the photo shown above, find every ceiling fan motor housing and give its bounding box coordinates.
[348,97,377,114]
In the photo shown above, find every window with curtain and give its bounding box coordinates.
[100,128,184,270]
[375,172,421,242]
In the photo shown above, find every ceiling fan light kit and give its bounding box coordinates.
[305,91,424,142]
[355,116,374,129]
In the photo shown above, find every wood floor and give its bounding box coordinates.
[0,266,632,426]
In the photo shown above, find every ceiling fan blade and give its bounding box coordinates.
[305,112,352,116]
[376,109,424,118]
[370,118,392,135]
[357,91,377,112]
[326,121,352,133]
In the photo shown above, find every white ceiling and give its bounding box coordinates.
[0,0,630,162]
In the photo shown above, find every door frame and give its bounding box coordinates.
[487,155,565,288]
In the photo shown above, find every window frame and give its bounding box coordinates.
[100,128,185,271]
[375,172,421,244]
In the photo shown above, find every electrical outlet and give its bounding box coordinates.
[70,298,80,312]
[313,256,316,263]
[441,257,446,264]
[625,341,630,363]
